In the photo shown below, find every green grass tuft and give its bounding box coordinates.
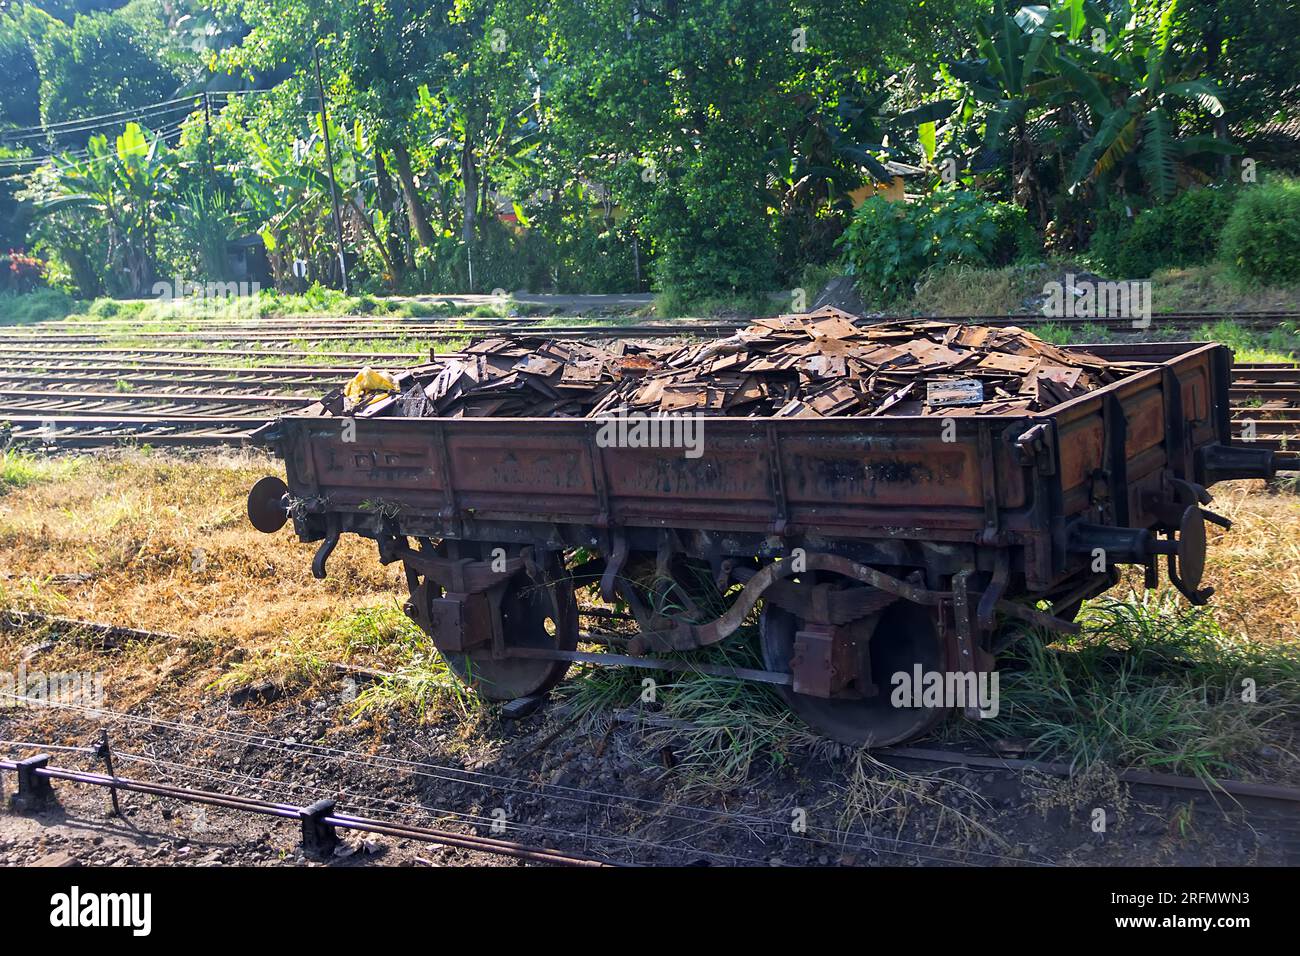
[968,591,1300,782]
[0,451,82,492]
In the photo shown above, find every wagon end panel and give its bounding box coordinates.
[1052,344,1224,529]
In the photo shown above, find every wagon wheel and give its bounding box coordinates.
[440,551,579,701]
[760,586,950,747]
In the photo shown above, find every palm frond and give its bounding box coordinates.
[1138,111,1177,201]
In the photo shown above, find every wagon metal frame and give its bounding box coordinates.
[249,342,1284,745]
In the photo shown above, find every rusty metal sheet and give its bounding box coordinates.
[319,309,1140,425]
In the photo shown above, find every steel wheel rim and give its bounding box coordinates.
[760,595,950,747]
[443,573,578,701]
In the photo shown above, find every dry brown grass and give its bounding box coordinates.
[1198,480,1300,646]
[0,448,408,710]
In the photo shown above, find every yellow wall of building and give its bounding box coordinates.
[847,176,907,206]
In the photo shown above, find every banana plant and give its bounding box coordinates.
[1059,0,1239,200]
[948,3,1081,195]
[949,0,1240,211]
[771,82,955,212]
[28,122,176,296]
[242,117,402,289]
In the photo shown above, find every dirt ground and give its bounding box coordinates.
[3,683,1296,867]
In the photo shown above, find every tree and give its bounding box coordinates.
[949,0,1240,222]
[31,12,182,148]
[0,9,42,129]
[1060,0,1239,202]
[540,0,798,297]
[219,0,455,264]
[1168,0,1300,132]
[949,3,1074,224]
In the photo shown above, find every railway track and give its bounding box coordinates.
[0,309,1295,362]
[0,321,747,349]
[0,751,617,867]
[2,611,1297,866]
[3,307,1295,339]
[3,707,1297,868]
[9,370,1296,452]
[877,745,1300,805]
[6,610,1300,814]
[0,710,1034,867]
[2,316,1298,452]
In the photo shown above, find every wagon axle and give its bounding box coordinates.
[360,535,1049,746]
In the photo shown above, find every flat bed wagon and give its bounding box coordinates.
[248,340,1285,745]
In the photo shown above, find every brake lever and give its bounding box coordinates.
[1201,509,1233,530]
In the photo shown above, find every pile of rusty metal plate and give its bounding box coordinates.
[345,307,1138,420]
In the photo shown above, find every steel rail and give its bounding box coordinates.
[0,319,732,334]
[0,610,177,645]
[0,360,364,374]
[0,372,339,388]
[0,387,309,405]
[0,346,428,360]
[8,308,1297,332]
[0,413,288,426]
[878,746,1300,805]
[0,372,348,386]
[0,757,618,867]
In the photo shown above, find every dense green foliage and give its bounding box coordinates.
[1219,179,1300,285]
[0,287,76,323]
[838,189,1033,301]
[0,0,1293,305]
[1089,186,1239,278]
[0,12,42,129]
[32,11,181,137]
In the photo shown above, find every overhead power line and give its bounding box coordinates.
[0,98,198,144]
[0,88,274,148]
[0,119,193,183]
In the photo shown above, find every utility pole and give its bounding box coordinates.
[313,43,349,293]
[201,92,222,281]
[201,92,217,198]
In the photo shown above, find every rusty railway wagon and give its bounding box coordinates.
[247,341,1287,746]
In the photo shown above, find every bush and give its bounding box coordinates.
[0,251,45,294]
[409,233,467,294]
[473,218,541,293]
[1090,187,1239,278]
[1219,178,1300,285]
[88,297,125,319]
[987,202,1039,265]
[647,148,776,304]
[836,188,1033,302]
[524,197,642,294]
[0,288,76,325]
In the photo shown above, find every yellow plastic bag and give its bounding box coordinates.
[343,366,399,409]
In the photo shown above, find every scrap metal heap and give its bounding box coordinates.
[333,307,1140,419]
